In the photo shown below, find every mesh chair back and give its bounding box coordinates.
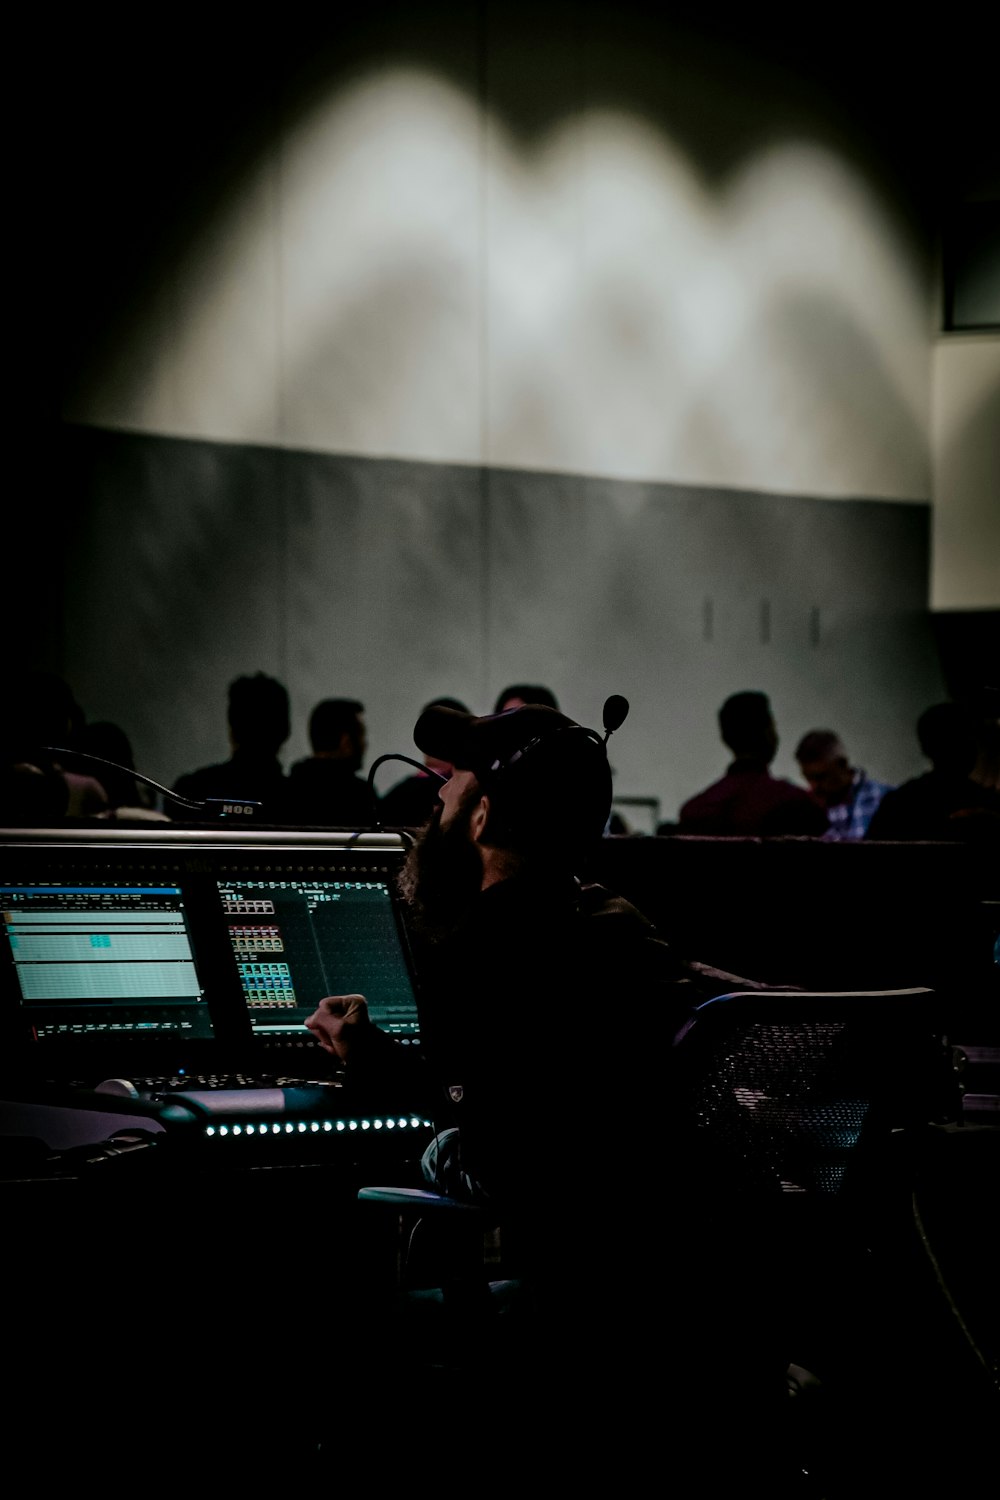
[670,988,951,1206]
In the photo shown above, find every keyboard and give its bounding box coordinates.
[133,1071,344,1099]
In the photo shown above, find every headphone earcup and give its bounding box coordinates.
[484,727,611,846]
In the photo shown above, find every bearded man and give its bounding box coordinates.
[307,699,724,1211]
[304,700,789,1477]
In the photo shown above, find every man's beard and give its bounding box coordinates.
[397,794,483,944]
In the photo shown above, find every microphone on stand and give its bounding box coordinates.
[602,695,629,744]
[39,746,261,820]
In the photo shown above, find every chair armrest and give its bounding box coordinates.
[358,1185,488,1218]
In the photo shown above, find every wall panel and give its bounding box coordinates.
[50,427,944,821]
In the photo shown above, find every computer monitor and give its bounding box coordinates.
[0,826,421,1088]
[2,872,214,1053]
[216,871,420,1043]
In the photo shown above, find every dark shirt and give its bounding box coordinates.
[343,866,790,1436]
[171,751,288,821]
[346,869,754,1254]
[678,758,829,836]
[281,756,376,828]
[865,770,1000,842]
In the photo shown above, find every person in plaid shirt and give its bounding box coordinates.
[795,728,894,840]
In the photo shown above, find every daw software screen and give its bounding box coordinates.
[216,875,420,1041]
[0,882,214,1041]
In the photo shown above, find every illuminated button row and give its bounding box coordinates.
[202,1116,430,1139]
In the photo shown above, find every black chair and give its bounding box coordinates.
[347,987,964,1489]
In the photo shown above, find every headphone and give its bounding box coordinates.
[476,696,629,846]
[480,695,628,779]
[483,722,605,779]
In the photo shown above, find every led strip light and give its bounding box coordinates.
[201,1115,432,1140]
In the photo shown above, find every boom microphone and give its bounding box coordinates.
[602,695,630,742]
[366,752,447,831]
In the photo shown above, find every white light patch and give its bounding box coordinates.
[65,69,931,501]
[279,72,482,461]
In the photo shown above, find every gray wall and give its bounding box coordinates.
[23,5,992,821]
[53,426,943,822]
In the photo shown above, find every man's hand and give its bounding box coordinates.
[304,993,370,1063]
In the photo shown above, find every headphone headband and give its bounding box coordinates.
[485,723,604,780]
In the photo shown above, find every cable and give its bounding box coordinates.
[40,745,202,809]
[911,1188,994,1380]
[366,753,447,832]
[39,745,259,816]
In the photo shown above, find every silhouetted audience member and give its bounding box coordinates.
[172,672,290,820]
[283,697,375,827]
[678,691,828,836]
[794,729,893,840]
[969,684,1000,792]
[1,669,109,823]
[304,699,791,1479]
[865,702,1000,842]
[493,684,560,713]
[0,759,69,826]
[380,696,470,828]
[76,720,168,821]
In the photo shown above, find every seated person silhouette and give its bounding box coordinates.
[77,719,166,820]
[865,701,1000,842]
[492,683,559,713]
[283,697,375,827]
[171,672,290,820]
[379,696,470,828]
[678,691,828,836]
[0,759,69,826]
[1,669,109,824]
[794,728,894,840]
[968,683,1000,792]
[304,698,791,1477]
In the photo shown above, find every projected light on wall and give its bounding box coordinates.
[65,66,930,503]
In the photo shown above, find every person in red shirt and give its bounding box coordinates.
[678,690,828,836]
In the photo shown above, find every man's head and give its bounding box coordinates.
[398,700,613,939]
[228,674,290,757]
[396,774,486,941]
[8,669,81,753]
[492,683,560,714]
[416,700,611,856]
[718,691,778,763]
[308,698,366,771]
[916,702,978,776]
[794,729,855,806]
